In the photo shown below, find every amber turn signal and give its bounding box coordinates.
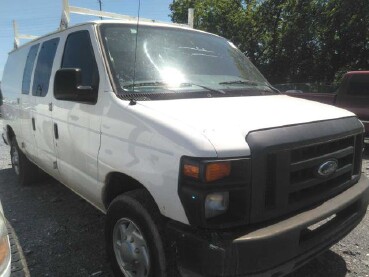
[205,162,231,182]
[183,164,200,179]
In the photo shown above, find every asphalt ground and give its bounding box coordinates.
[0,118,368,276]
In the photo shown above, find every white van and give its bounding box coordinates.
[1,20,369,277]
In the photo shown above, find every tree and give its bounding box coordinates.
[169,0,369,84]
[170,0,255,47]
[319,0,369,83]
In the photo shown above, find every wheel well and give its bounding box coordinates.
[103,172,148,209]
[6,125,14,142]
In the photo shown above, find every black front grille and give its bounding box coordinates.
[290,136,354,163]
[247,117,364,224]
[266,134,362,213]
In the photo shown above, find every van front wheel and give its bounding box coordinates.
[106,190,176,277]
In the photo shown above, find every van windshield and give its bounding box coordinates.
[99,24,273,99]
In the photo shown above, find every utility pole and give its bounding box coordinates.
[98,0,102,19]
[188,8,194,28]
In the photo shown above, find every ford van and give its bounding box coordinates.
[1,20,369,277]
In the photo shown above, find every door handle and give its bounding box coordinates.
[54,123,59,140]
[31,118,36,131]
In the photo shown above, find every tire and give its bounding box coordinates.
[10,137,42,185]
[106,189,178,277]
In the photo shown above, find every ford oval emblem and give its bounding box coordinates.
[317,159,338,177]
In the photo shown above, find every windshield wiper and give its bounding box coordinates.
[124,81,226,95]
[181,82,226,94]
[123,81,167,88]
[219,80,260,86]
[123,81,179,94]
[219,80,280,94]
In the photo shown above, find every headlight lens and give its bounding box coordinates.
[205,192,229,218]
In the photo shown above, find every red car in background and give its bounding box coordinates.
[281,71,369,139]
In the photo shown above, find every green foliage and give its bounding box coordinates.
[169,0,369,84]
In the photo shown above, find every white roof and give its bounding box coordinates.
[91,19,191,29]
[10,19,219,53]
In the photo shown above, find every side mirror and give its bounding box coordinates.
[54,68,96,103]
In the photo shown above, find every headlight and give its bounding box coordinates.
[179,157,251,228]
[0,214,10,275]
[205,192,229,218]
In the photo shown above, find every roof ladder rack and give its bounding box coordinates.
[60,0,189,30]
[13,20,39,49]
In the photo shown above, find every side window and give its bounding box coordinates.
[22,44,40,95]
[32,38,59,97]
[348,74,369,96]
[61,30,99,96]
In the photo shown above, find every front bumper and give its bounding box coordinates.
[169,175,369,277]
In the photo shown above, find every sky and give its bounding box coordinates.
[0,0,173,80]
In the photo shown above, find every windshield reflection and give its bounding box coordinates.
[100,24,271,97]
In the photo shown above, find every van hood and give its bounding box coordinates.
[136,95,355,157]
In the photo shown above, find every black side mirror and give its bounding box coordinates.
[54,68,96,103]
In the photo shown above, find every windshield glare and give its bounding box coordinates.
[100,24,270,96]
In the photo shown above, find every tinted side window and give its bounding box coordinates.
[22,44,40,95]
[61,31,99,95]
[348,74,369,96]
[32,38,59,97]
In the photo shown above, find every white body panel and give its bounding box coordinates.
[97,95,354,223]
[98,92,218,222]
[1,50,23,142]
[31,34,61,181]
[136,95,354,157]
[0,21,357,225]
[20,79,38,160]
[51,25,108,208]
[5,45,38,160]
